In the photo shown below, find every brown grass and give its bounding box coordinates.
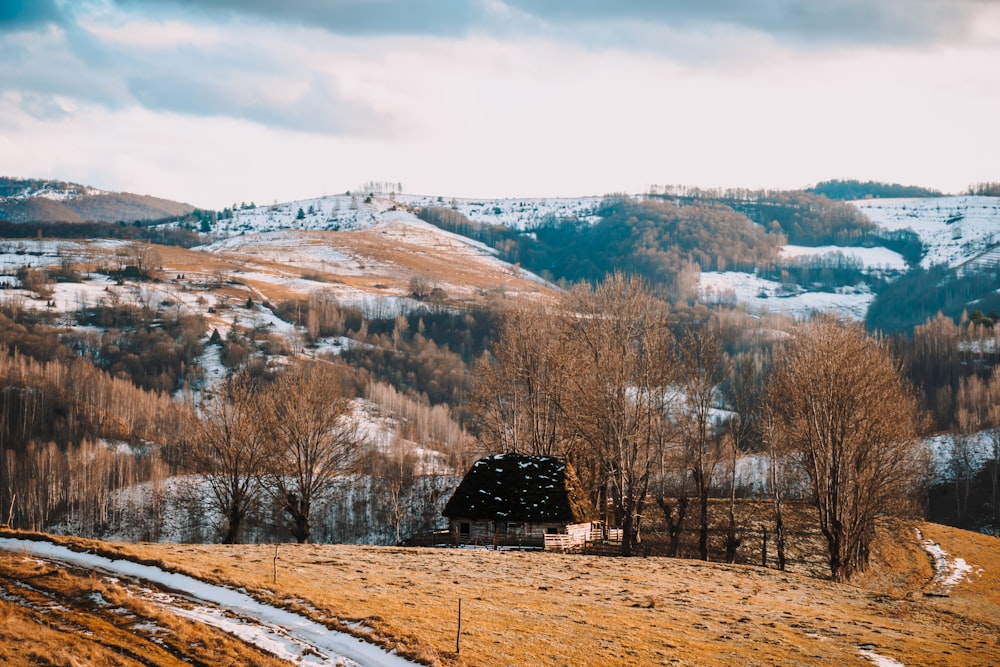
[0,546,287,667]
[24,520,987,667]
[152,226,555,309]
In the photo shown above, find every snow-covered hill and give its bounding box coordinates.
[398,194,604,229]
[853,196,1000,269]
[698,195,1000,320]
[0,177,195,223]
[212,192,603,235]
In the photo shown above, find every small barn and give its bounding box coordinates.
[442,453,599,550]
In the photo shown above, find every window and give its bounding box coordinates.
[459,522,470,537]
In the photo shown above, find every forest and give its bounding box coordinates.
[419,189,923,296]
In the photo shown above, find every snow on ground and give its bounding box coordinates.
[780,244,907,272]
[915,528,980,592]
[699,271,874,320]
[921,431,996,482]
[0,537,418,667]
[852,196,1000,269]
[214,195,384,235]
[398,194,604,230]
[352,399,451,475]
[2,182,108,201]
[858,646,905,667]
[200,201,545,302]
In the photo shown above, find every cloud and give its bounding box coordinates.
[128,69,386,136]
[112,0,987,47]
[0,0,63,31]
[504,0,984,47]
[0,13,392,136]
[115,0,485,37]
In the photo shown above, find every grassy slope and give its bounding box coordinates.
[5,521,995,667]
[0,549,286,667]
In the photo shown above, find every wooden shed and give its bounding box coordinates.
[442,454,599,550]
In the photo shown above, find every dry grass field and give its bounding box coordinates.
[3,520,996,666]
[154,224,555,307]
[0,549,287,666]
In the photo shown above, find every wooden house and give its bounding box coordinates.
[442,453,599,550]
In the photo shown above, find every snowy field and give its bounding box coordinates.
[779,244,907,272]
[398,194,604,230]
[699,270,875,320]
[851,196,1000,268]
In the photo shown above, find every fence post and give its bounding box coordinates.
[456,597,462,655]
[760,523,768,568]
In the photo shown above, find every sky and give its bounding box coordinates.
[1,0,998,209]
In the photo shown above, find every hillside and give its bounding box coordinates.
[0,521,996,666]
[2,182,999,547]
[0,177,195,223]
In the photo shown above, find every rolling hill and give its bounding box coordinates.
[0,177,196,224]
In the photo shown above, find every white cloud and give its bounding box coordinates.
[0,2,998,206]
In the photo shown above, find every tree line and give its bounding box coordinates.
[469,274,924,581]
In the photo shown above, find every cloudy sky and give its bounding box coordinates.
[1,0,998,208]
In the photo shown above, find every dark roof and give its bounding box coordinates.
[443,454,596,523]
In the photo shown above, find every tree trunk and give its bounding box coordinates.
[658,495,687,557]
[724,502,739,564]
[725,446,740,564]
[698,485,709,561]
[287,493,311,544]
[223,506,243,544]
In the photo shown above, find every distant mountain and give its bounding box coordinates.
[0,177,195,224]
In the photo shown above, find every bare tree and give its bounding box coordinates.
[767,317,923,581]
[677,325,729,561]
[560,274,677,555]
[265,360,361,543]
[990,405,1000,533]
[758,394,789,570]
[721,352,764,563]
[188,371,272,544]
[655,437,689,557]
[468,301,572,459]
[114,242,161,280]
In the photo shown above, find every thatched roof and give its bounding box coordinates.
[443,454,596,523]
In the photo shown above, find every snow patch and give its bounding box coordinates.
[0,537,417,667]
[699,271,874,320]
[858,645,905,667]
[915,528,979,591]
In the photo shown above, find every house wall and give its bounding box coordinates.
[448,518,570,546]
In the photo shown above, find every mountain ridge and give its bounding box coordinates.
[0,177,196,224]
